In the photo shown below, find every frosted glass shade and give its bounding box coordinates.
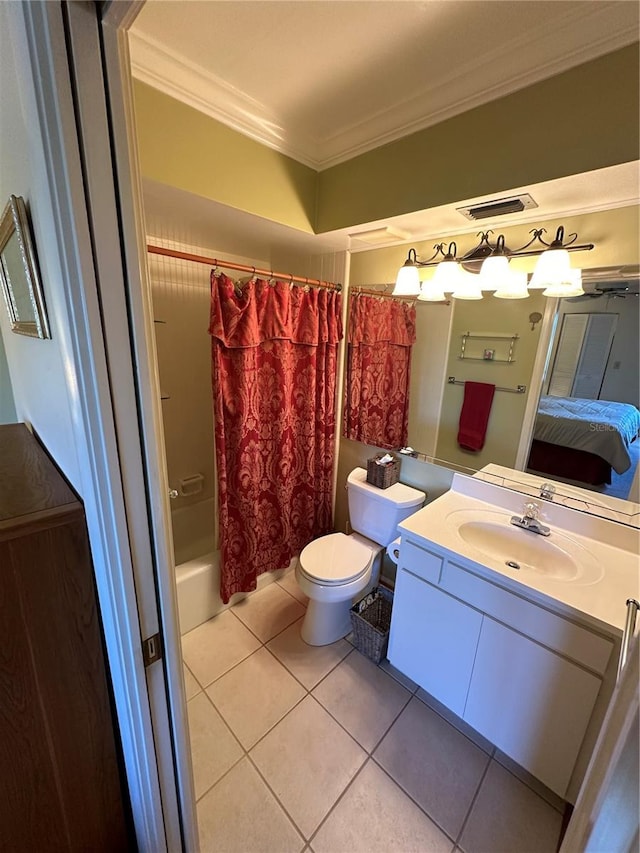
[418,279,447,301]
[479,254,510,291]
[393,263,421,296]
[542,268,584,297]
[530,246,572,288]
[452,270,483,300]
[494,271,529,299]
[432,258,462,291]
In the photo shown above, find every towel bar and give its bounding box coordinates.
[448,377,526,393]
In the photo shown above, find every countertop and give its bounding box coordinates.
[398,474,640,636]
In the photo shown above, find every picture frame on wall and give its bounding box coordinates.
[0,194,50,339]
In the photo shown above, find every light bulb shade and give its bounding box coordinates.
[417,279,447,302]
[542,268,584,297]
[530,246,572,288]
[452,270,483,300]
[494,271,529,299]
[479,253,511,290]
[393,262,421,296]
[432,258,462,291]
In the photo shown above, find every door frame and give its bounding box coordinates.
[18,2,196,849]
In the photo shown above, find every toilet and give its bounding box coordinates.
[296,467,425,646]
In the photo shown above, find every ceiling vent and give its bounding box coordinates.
[457,194,538,221]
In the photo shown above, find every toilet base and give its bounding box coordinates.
[300,597,352,646]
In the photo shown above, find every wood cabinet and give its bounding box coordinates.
[0,423,133,851]
[388,535,614,800]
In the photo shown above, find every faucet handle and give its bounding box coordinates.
[540,482,556,500]
[523,502,540,519]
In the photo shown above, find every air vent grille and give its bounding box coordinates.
[457,194,537,221]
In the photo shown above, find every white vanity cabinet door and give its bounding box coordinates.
[463,617,602,797]
[388,568,483,716]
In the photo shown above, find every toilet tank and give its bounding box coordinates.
[347,467,426,546]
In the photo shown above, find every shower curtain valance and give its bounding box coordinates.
[348,294,416,347]
[209,274,343,348]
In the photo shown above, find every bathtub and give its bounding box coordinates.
[175,549,298,635]
[172,497,297,634]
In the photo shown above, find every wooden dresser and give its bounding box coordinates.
[0,423,133,851]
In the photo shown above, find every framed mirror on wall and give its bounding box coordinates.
[0,194,50,339]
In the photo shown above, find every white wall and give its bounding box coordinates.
[0,3,82,488]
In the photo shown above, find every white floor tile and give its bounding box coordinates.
[250,695,367,839]
[267,618,351,689]
[312,760,453,853]
[276,569,309,605]
[459,760,563,853]
[197,757,304,853]
[232,582,306,642]
[206,647,306,748]
[187,693,243,799]
[312,650,411,751]
[374,696,489,839]
[379,658,418,692]
[183,664,201,700]
[182,610,261,687]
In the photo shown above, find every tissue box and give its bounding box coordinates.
[366,454,400,489]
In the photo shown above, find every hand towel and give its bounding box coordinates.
[457,381,496,451]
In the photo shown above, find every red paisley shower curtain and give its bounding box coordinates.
[343,294,416,450]
[209,272,343,603]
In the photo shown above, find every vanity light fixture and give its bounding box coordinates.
[542,268,584,298]
[394,227,594,300]
[392,248,421,296]
[494,270,529,299]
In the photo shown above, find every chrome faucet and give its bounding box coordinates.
[539,482,556,501]
[510,501,551,536]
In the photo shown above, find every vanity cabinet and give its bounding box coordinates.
[464,617,601,795]
[391,568,482,716]
[388,537,614,799]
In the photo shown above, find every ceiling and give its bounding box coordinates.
[131,2,639,264]
[130,1,639,170]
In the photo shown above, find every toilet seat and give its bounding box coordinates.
[299,532,372,585]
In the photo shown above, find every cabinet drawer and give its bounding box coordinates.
[441,562,613,674]
[400,538,443,585]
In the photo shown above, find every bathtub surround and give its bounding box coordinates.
[209,272,343,602]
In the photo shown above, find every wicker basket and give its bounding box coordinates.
[350,586,393,664]
[366,455,400,489]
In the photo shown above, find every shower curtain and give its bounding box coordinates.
[209,272,343,603]
[343,294,416,450]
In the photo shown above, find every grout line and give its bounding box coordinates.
[306,757,373,848]
[368,752,458,847]
[244,749,309,845]
[453,751,493,849]
[413,688,495,758]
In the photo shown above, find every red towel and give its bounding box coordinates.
[457,382,496,451]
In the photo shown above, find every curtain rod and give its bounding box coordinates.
[147,244,341,291]
[352,285,450,305]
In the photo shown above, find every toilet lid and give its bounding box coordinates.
[300,532,372,585]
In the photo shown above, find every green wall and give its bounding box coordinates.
[316,44,640,232]
[133,81,318,232]
[134,46,639,238]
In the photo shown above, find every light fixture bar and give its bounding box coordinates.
[406,227,594,269]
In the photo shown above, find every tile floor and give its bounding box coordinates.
[182,572,566,853]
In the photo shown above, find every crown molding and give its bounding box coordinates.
[129,6,638,172]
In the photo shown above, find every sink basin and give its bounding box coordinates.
[446,509,604,585]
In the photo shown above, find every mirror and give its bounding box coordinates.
[0,195,50,339]
[344,267,640,526]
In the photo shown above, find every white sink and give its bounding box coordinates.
[446,509,604,586]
